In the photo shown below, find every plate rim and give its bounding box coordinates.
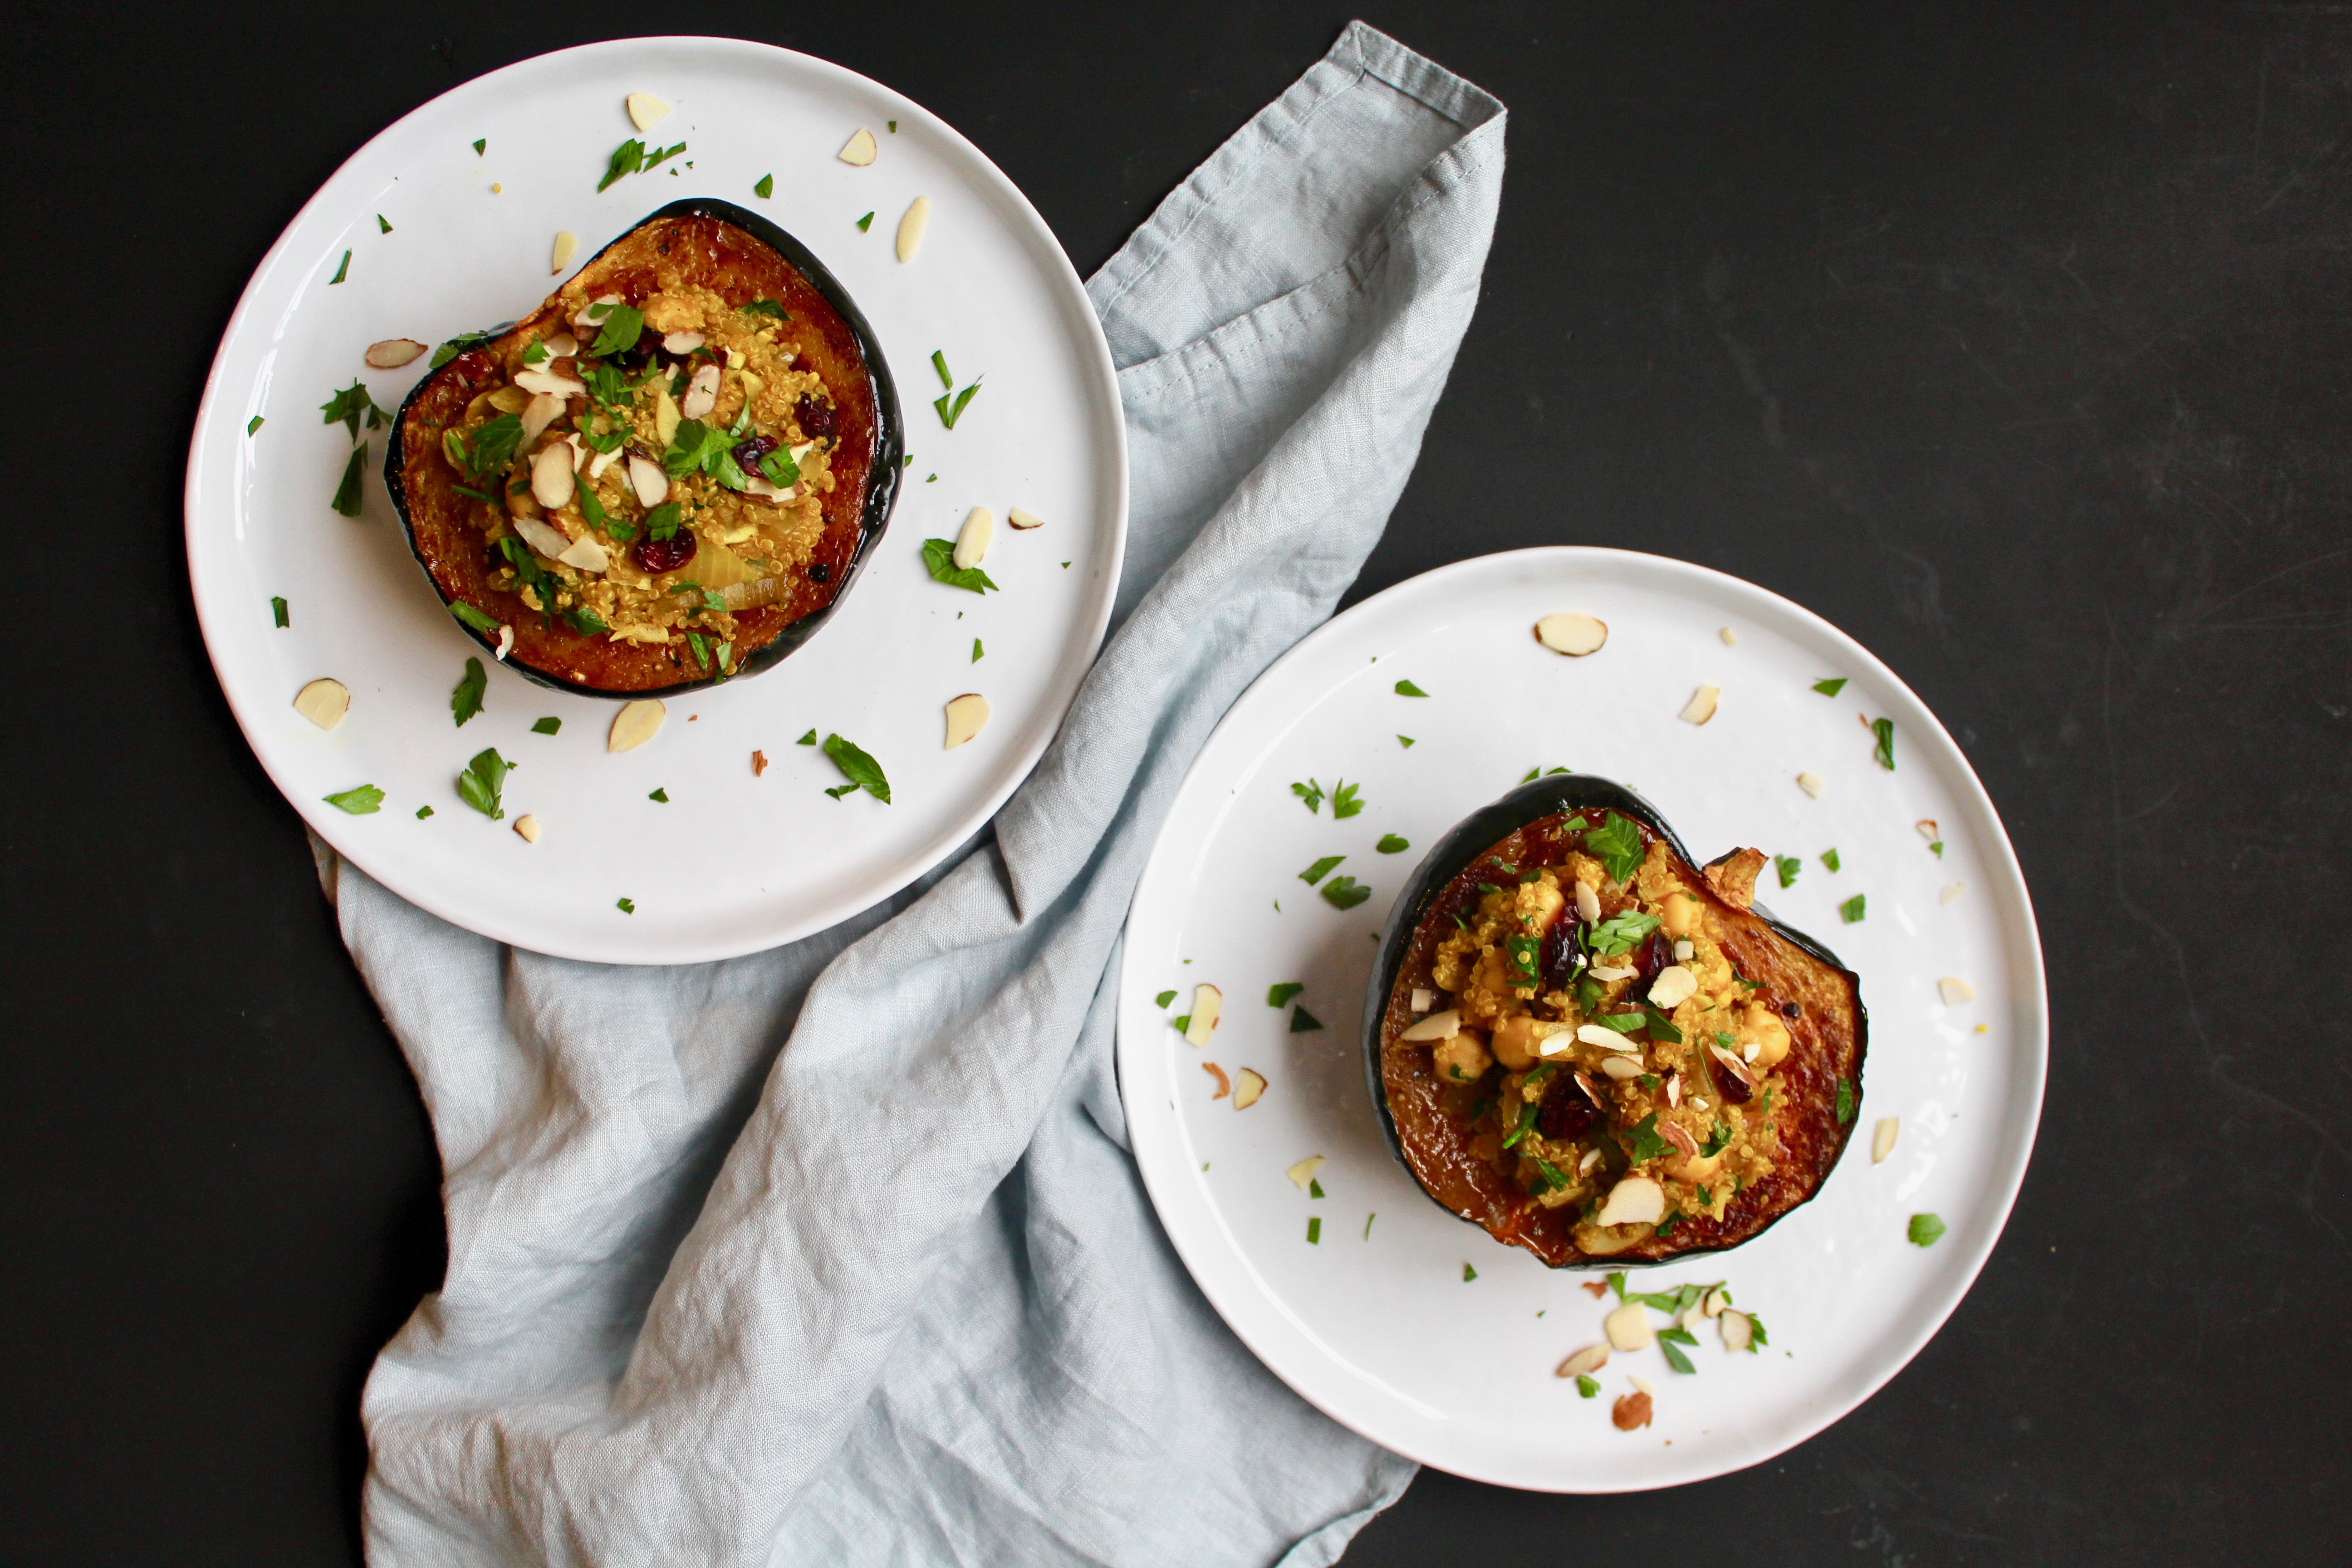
[184,34,1128,964]
[1117,544,2048,1491]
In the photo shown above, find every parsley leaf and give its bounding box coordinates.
[921,537,999,593]
[329,249,351,284]
[1625,1113,1674,1164]
[1268,983,1305,1007]
[456,748,511,820]
[1812,677,1847,697]
[1500,1099,1539,1151]
[1575,1374,1600,1398]
[932,350,953,389]
[857,211,875,231]
[932,381,981,428]
[1835,1077,1856,1123]
[1775,853,1800,888]
[416,805,434,819]
[1330,780,1364,818]
[1659,1335,1697,1375]
[1299,856,1344,885]
[1156,990,1178,1009]
[821,733,891,803]
[1840,893,1867,924]
[429,325,501,369]
[1872,717,1896,770]
[617,897,635,914]
[1397,735,1415,748]
[271,597,289,628]
[1700,1120,1733,1157]
[1907,1213,1946,1247]
[564,607,609,636]
[1588,909,1661,956]
[753,172,774,198]
[332,446,368,516]
[1321,876,1372,910]
[1291,779,1325,813]
[323,784,384,815]
[449,602,499,636]
[648,788,670,803]
[588,303,647,359]
[1584,811,1646,885]
[247,416,265,436]
[319,380,391,437]
[796,730,817,745]
[1307,1218,1321,1245]
[1463,1264,1479,1282]
[450,657,486,727]
[1593,1011,1648,1034]
[453,414,523,481]
[530,717,561,735]
[740,298,789,319]
[1376,833,1410,854]
[1746,1314,1769,1348]
[1290,1005,1323,1033]
[1821,848,1841,872]
[1393,679,1428,697]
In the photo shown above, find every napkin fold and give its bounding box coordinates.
[341,22,1502,1565]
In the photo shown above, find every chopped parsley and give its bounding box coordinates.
[1835,1077,1856,1123]
[740,298,789,320]
[450,657,486,727]
[971,637,984,663]
[617,897,636,914]
[797,729,818,745]
[934,380,982,429]
[932,350,954,388]
[753,172,774,198]
[598,137,686,191]
[247,415,265,436]
[1320,876,1372,910]
[1291,779,1325,813]
[320,380,391,437]
[1588,909,1661,956]
[377,214,392,233]
[415,805,434,819]
[648,788,670,803]
[1506,933,1543,989]
[449,602,500,636]
[530,717,561,735]
[456,748,511,820]
[1839,893,1867,923]
[857,211,875,231]
[1364,1213,1377,1239]
[1309,1178,1325,1198]
[1463,1264,1478,1282]
[329,249,351,284]
[588,303,647,359]
[1812,677,1847,697]
[332,446,368,516]
[1155,990,1178,1009]
[921,537,999,593]
[1821,848,1841,872]
[1592,1011,1648,1034]
[270,597,289,628]
[1330,780,1364,818]
[1584,811,1645,884]
[1745,1315,1770,1349]
[1575,1374,1600,1398]
[1929,840,1945,858]
[1393,679,1428,697]
[1658,1328,1697,1373]
[1872,717,1896,770]
[1376,833,1410,854]
[1267,983,1304,1007]
[1774,853,1800,887]
[449,413,523,481]
[1290,1006,1323,1033]
[429,325,502,369]
[1625,1113,1674,1164]
[1307,1217,1322,1245]
[821,733,891,803]
[564,608,609,636]
[1644,1009,1683,1044]
[1700,1120,1733,1157]
[1907,1214,1946,1247]
[323,784,384,815]
[1397,735,1415,748]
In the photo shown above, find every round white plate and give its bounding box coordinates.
[1118,548,2045,1490]
[187,37,1126,964]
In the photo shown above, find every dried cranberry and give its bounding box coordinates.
[733,434,779,473]
[1536,1077,1598,1141]
[632,531,697,574]
[795,394,838,440]
[808,560,831,582]
[1540,915,1583,990]
[1782,1001,1801,1019]
[606,325,662,371]
[1634,931,1671,993]
[1712,1057,1754,1104]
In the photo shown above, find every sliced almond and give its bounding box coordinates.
[943,692,990,749]
[529,444,576,510]
[838,127,878,165]
[550,230,578,275]
[1534,612,1608,656]
[647,385,678,448]
[680,362,720,421]
[1534,1026,1578,1059]
[1647,964,1699,1010]
[570,294,623,332]
[1184,983,1222,1046]
[744,475,798,505]
[1916,818,1940,841]
[1599,1055,1644,1081]
[1203,1062,1230,1100]
[1719,626,1739,646]
[1612,1391,1654,1431]
[1603,1302,1656,1351]
[627,455,669,507]
[519,392,564,446]
[1232,1068,1266,1110]
[1577,1146,1603,1174]
[1659,1120,1699,1159]
[953,506,995,569]
[1665,1073,1682,1108]
[1286,1155,1326,1192]
[512,813,542,844]
[1796,771,1825,799]
[544,332,578,359]
[896,195,931,262]
[1400,1009,1461,1042]
[364,338,426,369]
[1409,987,1434,1014]
[293,677,349,730]
[1007,506,1045,530]
[1595,1174,1666,1227]
[1940,882,1967,905]
[1557,1344,1610,1378]
[1587,965,1636,981]
[1872,1116,1900,1164]
[1939,977,1977,1005]
[557,535,610,573]
[495,625,513,661]
[1672,940,1695,962]
[514,368,588,400]
[1708,1045,1758,1097]
[1575,1023,1623,1048]
[608,699,665,753]
[1629,1375,1657,1396]
[1719,1309,1754,1352]
[1574,880,1602,923]
[1679,684,1720,725]
[1700,1287,1730,1318]
[511,514,572,560]
[625,93,671,131]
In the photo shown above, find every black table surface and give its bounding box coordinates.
[5,2,2345,1562]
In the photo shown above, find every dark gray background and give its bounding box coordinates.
[4,2,2344,1563]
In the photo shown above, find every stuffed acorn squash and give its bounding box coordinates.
[1365,775,1866,1267]
[386,198,901,696]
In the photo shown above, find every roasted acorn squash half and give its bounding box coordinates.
[1364,774,1867,1268]
[385,198,901,697]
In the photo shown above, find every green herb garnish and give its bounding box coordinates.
[320,380,391,437]
[1393,679,1428,697]
[1575,1374,1600,1398]
[529,717,561,735]
[1700,1120,1732,1157]
[332,446,368,516]
[740,298,789,320]
[1625,1113,1674,1164]
[323,784,384,815]
[1659,1331,1697,1374]
[1307,1218,1322,1245]
[456,748,511,820]
[857,211,874,231]
[932,350,953,389]
[920,537,999,593]
[428,325,502,369]
[1321,876,1372,910]
[270,597,289,628]
[1291,779,1325,813]
[416,805,434,819]
[588,303,647,359]
[1156,990,1178,1008]
[452,413,523,480]
[617,897,635,914]
[564,608,609,636]
[472,138,485,154]
[1463,1264,1478,1282]
[377,214,392,233]
[1298,858,1347,890]
[1775,853,1800,888]
[1872,717,1896,770]
[821,733,891,803]
[599,137,685,191]
[450,657,486,727]
[797,730,817,745]
[1588,909,1661,956]
[329,249,351,284]
[1812,677,1847,697]
[1506,933,1542,989]
[753,172,774,198]
[1840,894,1866,923]
[1907,1213,1946,1247]
[1309,1178,1325,1198]
[1821,848,1841,872]
[449,602,499,636]
[1835,1077,1856,1122]
[1397,735,1415,748]
[971,637,984,663]
[1500,1099,1539,1151]
[1376,833,1410,854]
[1267,983,1304,1007]
[648,788,670,803]
[247,415,265,436]
[1291,1006,1323,1033]
[1585,811,1645,885]
[1330,781,1363,819]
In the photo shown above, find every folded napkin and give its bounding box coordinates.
[340,23,1503,1565]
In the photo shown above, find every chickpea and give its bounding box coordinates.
[1490,1015,1550,1071]
[1516,877,1565,932]
[1661,891,1700,940]
[1743,1002,1792,1069]
[1432,1031,1493,1085]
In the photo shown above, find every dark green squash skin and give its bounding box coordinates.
[382,197,902,699]
[1362,774,1869,1269]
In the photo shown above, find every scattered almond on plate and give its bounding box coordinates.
[293,677,349,730]
[364,338,426,369]
[897,196,931,261]
[513,814,542,843]
[626,93,670,131]
[1232,1068,1266,1110]
[1796,771,1825,798]
[1534,612,1607,656]
[838,127,878,165]
[608,699,665,753]
[1872,1117,1899,1163]
[1679,684,1720,724]
[550,230,578,275]
[1007,506,1045,530]
[943,693,990,749]
[1184,983,1222,1046]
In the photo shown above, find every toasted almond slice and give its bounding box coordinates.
[1941,882,1967,905]
[1719,1309,1754,1352]
[1401,1009,1461,1042]
[1577,1146,1603,1173]
[1603,1302,1656,1351]
[519,392,564,446]
[550,230,578,275]
[1286,1155,1326,1192]
[1232,1068,1267,1110]
[1939,977,1976,1005]
[1916,818,1940,841]
[557,535,610,573]
[608,699,665,753]
[1679,684,1720,725]
[625,92,671,130]
[511,514,572,560]
[494,625,514,661]
[544,332,578,359]
[1665,1073,1683,1108]
[514,368,588,400]
[943,692,990,749]
[1629,1375,1657,1396]
[1673,939,1694,961]
[1872,1116,1900,1163]
[1701,1287,1730,1318]
[1719,626,1739,645]
[293,677,349,730]
[1612,1391,1654,1431]
[1596,1174,1666,1227]
[1647,964,1699,1009]
[896,195,931,261]
[744,475,798,505]
[1575,1023,1623,1048]
[1588,964,1635,982]
[1534,612,1608,656]
[529,444,576,510]
[680,362,720,421]
[839,127,878,165]
[513,813,542,843]
[1708,1044,1758,1097]
[1557,1344,1611,1378]
[1659,1120,1699,1159]
[1409,987,1434,1013]
[1184,983,1222,1046]
[653,383,681,447]
[364,338,426,369]
[1598,1055,1644,1080]
[570,293,623,332]
[1535,1028,1578,1059]
[661,330,705,355]
[953,506,995,569]
[627,454,669,507]
[1203,1062,1230,1100]
[1796,771,1825,798]
[1007,506,1045,530]
[1574,880,1602,922]
[752,750,768,777]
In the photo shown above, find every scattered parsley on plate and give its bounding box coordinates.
[1393,679,1428,697]
[323,784,384,815]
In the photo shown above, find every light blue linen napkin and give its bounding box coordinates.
[339,22,1503,1565]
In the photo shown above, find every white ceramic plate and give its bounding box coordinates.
[187,37,1125,963]
[1118,548,2045,1490]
